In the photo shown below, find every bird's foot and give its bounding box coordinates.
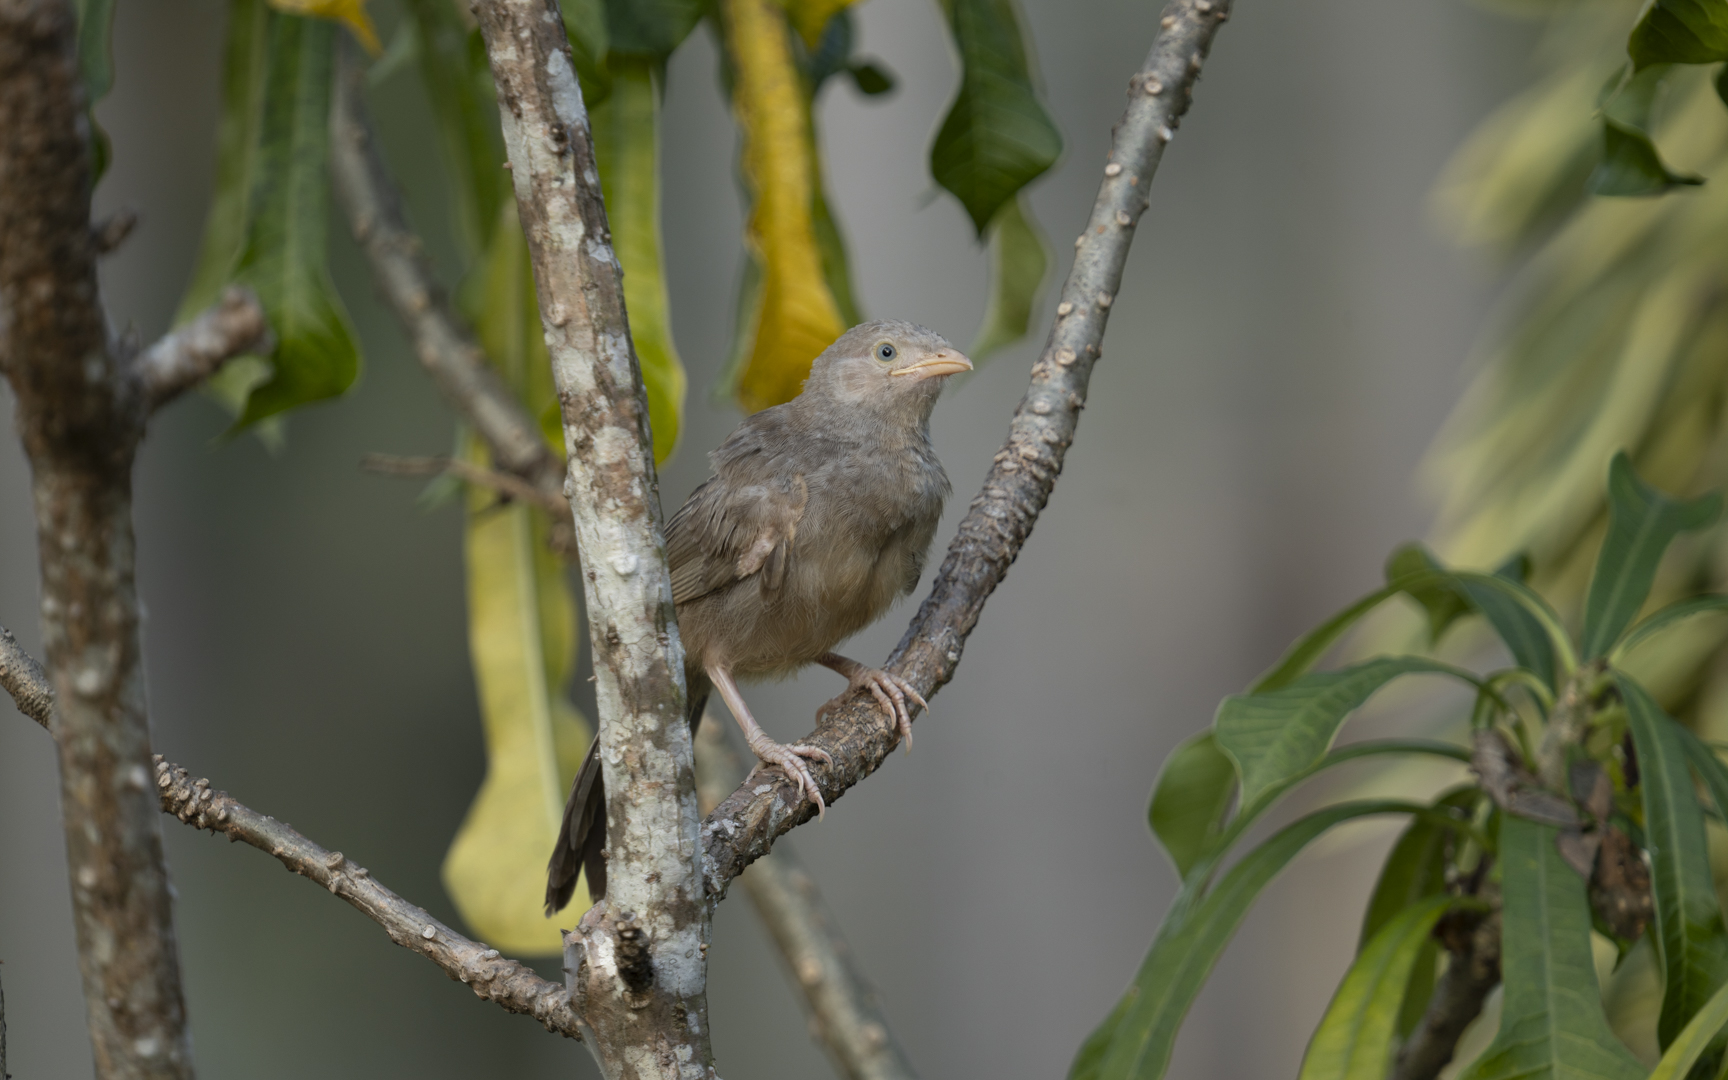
[817,667,926,752]
[745,735,833,818]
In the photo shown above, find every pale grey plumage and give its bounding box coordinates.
[547,320,969,913]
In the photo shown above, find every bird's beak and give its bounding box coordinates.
[890,350,974,382]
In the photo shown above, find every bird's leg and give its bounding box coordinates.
[708,664,833,815]
[816,652,926,752]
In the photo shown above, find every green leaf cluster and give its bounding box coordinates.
[1076,456,1728,1079]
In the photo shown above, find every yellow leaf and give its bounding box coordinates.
[267,0,380,55]
[779,0,862,49]
[441,204,591,956]
[591,58,687,463]
[723,0,846,412]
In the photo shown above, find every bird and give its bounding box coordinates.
[545,320,972,913]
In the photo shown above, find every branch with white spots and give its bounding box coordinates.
[473,3,706,1077]
[0,625,585,1041]
[133,286,272,411]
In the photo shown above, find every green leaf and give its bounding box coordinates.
[74,0,115,180]
[1650,978,1728,1080]
[1676,724,1728,829]
[402,0,507,256]
[179,0,269,325]
[1252,584,1402,693]
[1386,544,1475,645]
[1218,657,1476,815]
[1078,801,1433,1080]
[1456,815,1646,1080]
[969,193,1049,361]
[1614,595,1728,662]
[848,60,894,96]
[1070,994,1135,1080]
[231,13,362,428]
[1298,895,1455,1080]
[1619,674,1728,1047]
[1630,0,1728,71]
[591,57,686,462]
[1591,66,1705,196]
[1148,732,1236,880]
[1458,558,1560,690]
[443,199,590,956]
[930,0,1062,235]
[603,0,701,57]
[1581,452,1721,658]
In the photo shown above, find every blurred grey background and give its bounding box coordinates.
[0,0,1533,1076]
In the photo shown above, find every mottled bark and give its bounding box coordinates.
[472,4,705,1078]
[700,0,1235,895]
[134,287,270,412]
[0,1,193,1075]
[1,636,585,1040]
[1392,912,1502,1080]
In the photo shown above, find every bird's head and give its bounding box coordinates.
[801,320,973,426]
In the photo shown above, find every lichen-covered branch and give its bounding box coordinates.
[694,724,917,1080]
[473,4,704,1077]
[328,45,564,499]
[134,287,271,411]
[700,0,1234,895]
[0,630,584,1040]
[0,2,195,1074]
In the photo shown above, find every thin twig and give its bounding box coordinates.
[328,46,564,499]
[695,723,918,1080]
[135,285,272,411]
[0,3,196,1074]
[0,628,585,1040]
[360,453,569,515]
[474,3,703,1074]
[699,0,1235,896]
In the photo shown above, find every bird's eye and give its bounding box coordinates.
[877,343,897,362]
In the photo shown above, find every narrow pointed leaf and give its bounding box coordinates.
[1457,815,1645,1080]
[1675,724,1728,829]
[1148,732,1235,879]
[1630,0,1728,71]
[1386,543,1474,645]
[1591,66,1704,195]
[1619,674,1728,1046]
[1219,658,1475,815]
[1581,452,1721,658]
[403,0,506,256]
[1649,977,1728,1080]
[1457,561,1559,690]
[232,14,362,428]
[442,207,591,955]
[969,193,1049,361]
[930,0,1061,234]
[1299,895,1455,1080]
[1078,801,1432,1080]
[592,58,686,462]
[1614,595,1728,661]
[1251,584,1401,694]
[723,0,846,411]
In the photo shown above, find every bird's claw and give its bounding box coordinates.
[746,738,832,818]
[817,668,926,753]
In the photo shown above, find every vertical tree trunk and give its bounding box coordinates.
[0,2,195,1076]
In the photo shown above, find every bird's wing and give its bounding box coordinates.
[666,471,809,605]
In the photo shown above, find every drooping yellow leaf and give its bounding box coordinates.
[266,0,379,55]
[723,0,846,412]
[441,203,591,956]
[779,0,861,49]
[591,57,687,463]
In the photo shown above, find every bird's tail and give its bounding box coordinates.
[543,671,712,916]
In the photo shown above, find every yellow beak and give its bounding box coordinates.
[890,350,974,381]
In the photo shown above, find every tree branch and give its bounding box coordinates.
[134,286,272,411]
[0,626,586,1041]
[473,4,703,1077]
[328,46,565,500]
[1392,911,1501,1080]
[0,2,196,1074]
[699,0,1233,895]
[694,724,918,1080]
